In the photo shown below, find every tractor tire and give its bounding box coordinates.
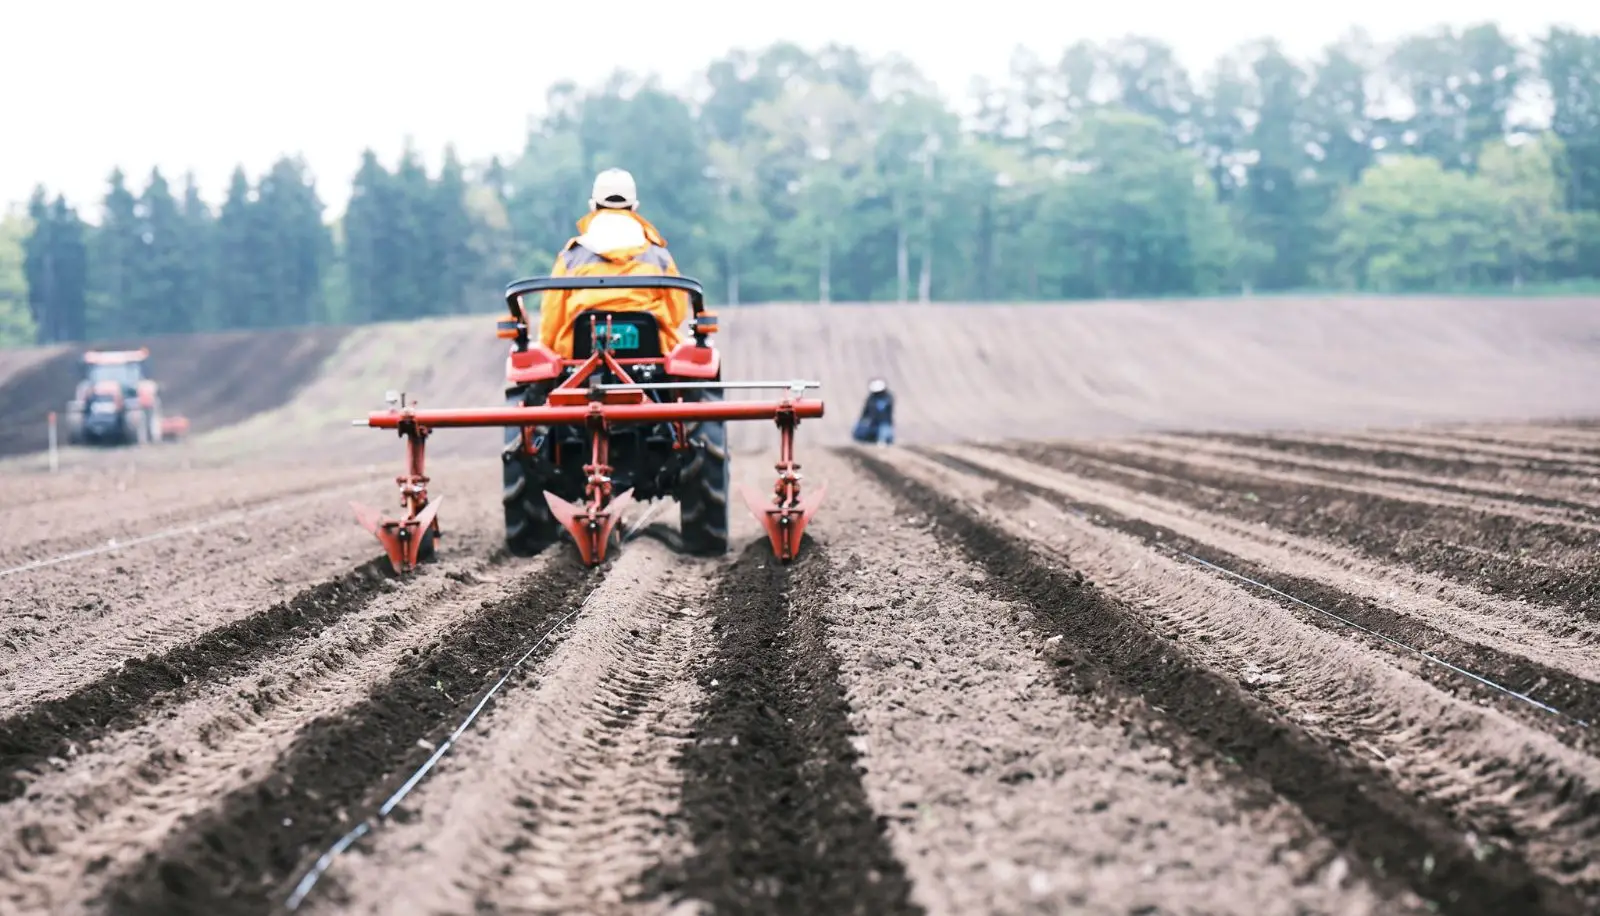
[677,384,730,556]
[502,386,560,557]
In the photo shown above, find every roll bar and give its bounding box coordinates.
[503,275,707,322]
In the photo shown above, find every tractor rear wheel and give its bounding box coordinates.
[502,385,560,557]
[677,384,730,555]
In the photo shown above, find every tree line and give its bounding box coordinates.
[7,22,1600,347]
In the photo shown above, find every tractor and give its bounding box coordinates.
[351,275,827,574]
[63,348,189,447]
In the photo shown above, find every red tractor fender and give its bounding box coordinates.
[663,342,720,380]
[505,344,565,385]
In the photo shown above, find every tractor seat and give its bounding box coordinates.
[571,310,664,359]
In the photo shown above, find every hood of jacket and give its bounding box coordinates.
[573,208,667,258]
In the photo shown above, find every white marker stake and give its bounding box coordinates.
[47,412,58,473]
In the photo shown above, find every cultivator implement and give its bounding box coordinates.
[350,275,826,574]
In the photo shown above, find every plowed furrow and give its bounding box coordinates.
[1020,443,1600,618]
[852,450,1593,916]
[1344,428,1600,465]
[1102,438,1599,531]
[802,450,1393,915]
[0,469,373,565]
[1190,430,1600,487]
[642,541,922,916]
[920,447,1600,750]
[0,499,387,715]
[98,554,598,916]
[0,558,391,803]
[318,539,710,916]
[1437,424,1600,456]
[0,542,506,914]
[945,443,1600,674]
[1163,434,1600,517]
[901,447,1600,911]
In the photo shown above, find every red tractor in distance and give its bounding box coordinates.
[351,275,827,574]
[63,348,190,447]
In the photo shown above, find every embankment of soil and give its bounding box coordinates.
[4,294,1597,464]
[218,294,1600,462]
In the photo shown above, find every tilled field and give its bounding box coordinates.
[2,420,1598,915]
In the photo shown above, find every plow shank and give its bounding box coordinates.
[350,411,442,575]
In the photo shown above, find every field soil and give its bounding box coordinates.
[1,295,1598,915]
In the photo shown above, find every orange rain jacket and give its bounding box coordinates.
[537,209,690,357]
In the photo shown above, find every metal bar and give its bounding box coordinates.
[363,398,825,429]
[589,380,821,391]
[505,275,706,319]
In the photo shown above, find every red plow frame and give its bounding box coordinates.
[350,275,826,574]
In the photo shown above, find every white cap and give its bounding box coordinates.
[590,168,638,210]
[868,378,887,393]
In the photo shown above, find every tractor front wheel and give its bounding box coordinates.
[502,385,560,557]
[677,384,730,555]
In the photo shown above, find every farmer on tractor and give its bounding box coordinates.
[537,168,690,357]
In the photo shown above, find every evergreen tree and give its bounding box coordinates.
[1541,27,1600,212]
[180,172,218,330]
[134,168,197,334]
[215,166,265,329]
[344,149,397,323]
[24,188,60,343]
[255,156,332,327]
[432,146,480,313]
[1242,41,1317,290]
[89,168,140,339]
[391,146,435,318]
[24,190,92,344]
[0,209,37,346]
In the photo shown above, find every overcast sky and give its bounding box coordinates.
[4,0,1598,220]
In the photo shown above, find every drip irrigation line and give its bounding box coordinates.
[285,581,601,910]
[1173,550,1588,728]
[0,479,373,579]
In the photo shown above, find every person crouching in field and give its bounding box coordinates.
[537,168,689,356]
[853,378,895,445]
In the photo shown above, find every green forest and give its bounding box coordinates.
[6,22,1600,347]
